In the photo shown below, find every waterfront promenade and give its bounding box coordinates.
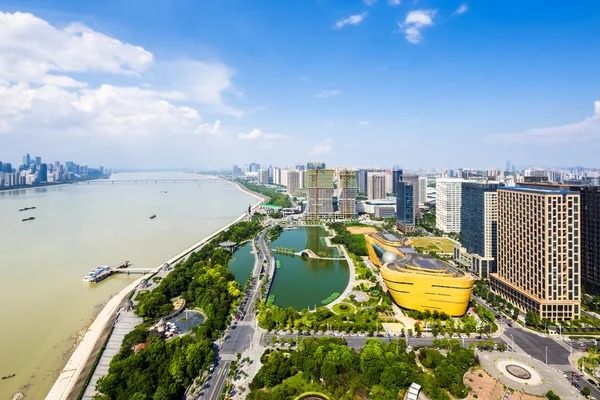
[46,181,265,400]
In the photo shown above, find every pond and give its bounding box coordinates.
[227,241,255,288]
[269,226,349,310]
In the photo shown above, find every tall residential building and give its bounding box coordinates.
[367,172,387,200]
[579,186,600,294]
[490,187,581,321]
[257,169,269,185]
[356,169,368,194]
[418,177,428,206]
[23,153,30,167]
[521,183,600,295]
[436,178,465,233]
[338,169,357,219]
[396,181,415,232]
[287,170,301,195]
[34,156,42,166]
[272,167,281,185]
[392,169,403,195]
[305,169,335,219]
[454,182,499,278]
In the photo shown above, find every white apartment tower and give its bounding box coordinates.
[257,169,269,185]
[436,178,465,233]
[367,172,387,200]
[418,177,428,206]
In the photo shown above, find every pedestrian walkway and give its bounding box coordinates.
[81,310,142,399]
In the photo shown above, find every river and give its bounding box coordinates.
[0,172,255,399]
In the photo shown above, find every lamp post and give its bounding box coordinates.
[545,346,548,365]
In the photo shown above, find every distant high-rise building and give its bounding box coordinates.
[396,181,415,232]
[39,164,48,182]
[232,165,244,177]
[454,182,499,278]
[248,163,260,173]
[436,178,465,233]
[367,172,387,200]
[356,169,368,194]
[490,187,581,321]
[307,162,326,170]
[505,160,511,171]
[272,167,281,185]
[418,177,428,206]
[392,169,403,195]
[2,162,12,173]
[402,175,421,219]
[287,170,301,195]
[338,169,357,219]
[23,153,30,167]
[34,156,41,166]
[257,169,269,185]
[305,169,335,219]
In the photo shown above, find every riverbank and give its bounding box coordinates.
[45,178,265,400]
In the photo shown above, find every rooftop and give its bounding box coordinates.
[389,253,463,276]
[501,186,576,195]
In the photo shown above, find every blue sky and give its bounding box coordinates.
[0,0,599,170]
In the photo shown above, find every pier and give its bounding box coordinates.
[84,261,149,283]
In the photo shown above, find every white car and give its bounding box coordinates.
[537,332,546,337]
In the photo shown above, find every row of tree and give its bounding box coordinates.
[248,337,477,400]
[328,222,368,256]
[235,179,292,208]
[96,218,263,399]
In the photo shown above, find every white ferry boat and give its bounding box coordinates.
[82,266,111,282]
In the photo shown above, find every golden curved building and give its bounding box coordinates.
[365,233,474,316]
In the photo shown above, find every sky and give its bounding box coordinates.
[0,0,599,170]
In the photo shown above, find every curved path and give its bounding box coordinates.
[322,227,356,310]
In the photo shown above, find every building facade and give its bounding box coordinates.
[356,169,368,194]
[490,187,581,321]
[367,172,387,200]
[579,186,600,294]
[337,169,357,219]
[257,169,269,185]
[418,177,428,206]
[392,169,403,195]
[436,178,465,233]
[396,181,415,232]
[454,182,499,278]
[286,170,301,195]
[304,169,335,219]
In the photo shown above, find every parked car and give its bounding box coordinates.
[588,378,598,386]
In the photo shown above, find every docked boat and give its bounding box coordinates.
[82,266,111,282]
[150,214,156,219]
[22,217,35,222]
[2,373,15,379]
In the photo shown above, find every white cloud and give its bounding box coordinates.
[364,0,377,5]
[0,82,202,137]
[484,101,600,144]
[401,9,436,44]
[0,12,153,86]
[238,128,287,141]
[196,120,221,135]
[335,13,367,29]
[358,120,370,126]
[0,11,243,141]
[388,0,402,5]
[315,90,342,98]
[310,139,333,155]
[454,3,468,15]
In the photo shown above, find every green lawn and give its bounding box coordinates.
[409,237,456,254]
[332,302,356,316]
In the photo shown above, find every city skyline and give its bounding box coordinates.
[0,1,599,169]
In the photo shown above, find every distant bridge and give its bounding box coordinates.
[77,179,222,184]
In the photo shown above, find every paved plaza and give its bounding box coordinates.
[478,351,579,399]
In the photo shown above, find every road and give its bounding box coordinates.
[262,333,505,350]
[198,230,272,400]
